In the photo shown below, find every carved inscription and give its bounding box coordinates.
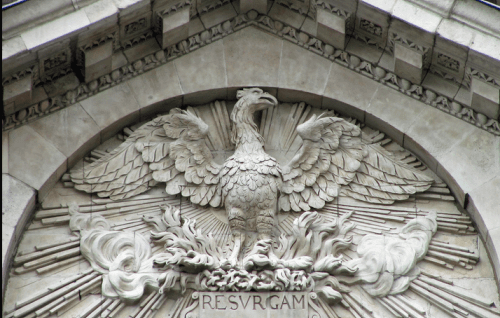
[199,292,308,318]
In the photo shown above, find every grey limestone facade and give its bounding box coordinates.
[2,0,500,317]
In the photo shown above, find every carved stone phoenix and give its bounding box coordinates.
[70,88,434,267]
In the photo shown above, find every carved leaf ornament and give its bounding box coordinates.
[5,88,499,318]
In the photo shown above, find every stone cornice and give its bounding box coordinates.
[2,10,499,136]
[2,0,500,135]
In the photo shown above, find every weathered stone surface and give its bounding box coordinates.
[317,9,348,49]
[42,73,80,98]
[157,8,190,49]
[437,128,500,207]
[268,3,305,29]
[224,27,282,89]
[2,174,36,278]
[83,41,114,82]
[199,4,237,29]
[20,10,91,51]
[79,82,141,140]
[394,42,425,84]
[470,78,500,119]
[2,132,8,174]
[174,40,227,104]
[123,37,161,62]
[451,0,500,38]
[323,61,381,120]
[467,176,500,244]
[1,36,27,60]
[404,105,476,171]
[392,0,442,34]
[486,227,500,286]
[240,0,267,14]
[28,103,101,168]
[2,0,77,40]
[2,75,32,115]
[8,126,67,201]
[278,40,332,106]
[84,0,119,24]
[127,62,183,111]
[365,84,425,145]
[421,72,460,100]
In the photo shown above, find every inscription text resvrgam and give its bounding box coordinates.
[200,293,306,311]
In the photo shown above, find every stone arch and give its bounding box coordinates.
[2,26,499,302]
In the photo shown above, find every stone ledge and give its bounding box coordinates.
[3,17,498,138]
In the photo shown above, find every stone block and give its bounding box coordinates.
[365,84,426,145]
[391,0,441,35]
[451,0,500,38]
[240,0,267,14]
[467,177,500,245]
[79,82,141,140]
[404,105,476,171]
[28,103,101,168]
[470,78,500,119]
[114,0,151,17]
[224,27,282,88]
[127,63,183,111]
[277,40,332,106]
[2,174,36,243]
[174,41,228,104]
[300,17,317,37]
[345,37,384,65]
[20,10,91,51]
[317,9,348,49]
[2,36,28,61]
[8,126,67,201]
[486,227,500,286]
[157,8,190,49]
[436,128,500,208]
[84,0,119,24]
[111,51,128,70]
[2,0,75,39]
[188,17,205,36]
[421,72,460,100]
[323,60,381,121]
[199,3,237,29]
[268,3,306,29]
[83,41,114,82]
[43,73,80,98]
[123,37,161,62]
[3,75,32,116]
[394,42,424,84]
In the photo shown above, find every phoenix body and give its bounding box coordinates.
[71,88,434,267]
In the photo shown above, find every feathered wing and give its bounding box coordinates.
[70,109,222,206]
[279,115,434,212]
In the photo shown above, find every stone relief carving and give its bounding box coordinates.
[359,19,383,37]
[4,90,500,318]
[436,53,460,73]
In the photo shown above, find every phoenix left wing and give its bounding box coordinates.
[70,109,223,206]
[279,115,434,212]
